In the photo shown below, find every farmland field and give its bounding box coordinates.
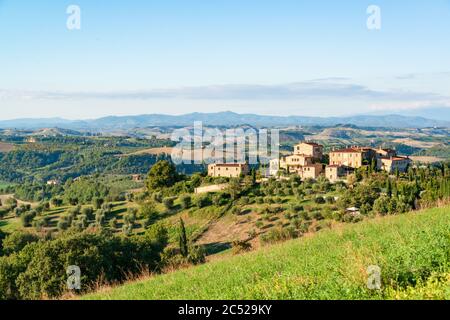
[0,142,14,153]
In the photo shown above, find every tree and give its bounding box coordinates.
[1,231,169,299]
[92,197,104,210]
[178,218,188,257]
[227,178,242,200]
[139,201,157,220]
[370,158,377,173]
[180,195,191,209]
[51,197,63,207]
[373,196,389,215]
[81,206,94,220]
[163,197,175,210]
[2,231,39,255]
[21,211,36,228]
[146,160,178,191]
[194,194,211,208]
[386,178,392,198]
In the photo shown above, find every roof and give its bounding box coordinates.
[299,142,322,147]
[331,146,376,153]
[382,156,410,162]
[331,147,363,153]
[379,148,396,152]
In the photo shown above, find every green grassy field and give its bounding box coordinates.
[83,205,450,300]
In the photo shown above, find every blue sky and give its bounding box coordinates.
[1,0,450,119]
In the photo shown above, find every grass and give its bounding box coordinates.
[0,217,22,233]
[82,205,450,300]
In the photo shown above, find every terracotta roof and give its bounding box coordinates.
[301,142,321,146]
[331,146,375,153]
[331,147,363,153]
[382,156,410,161]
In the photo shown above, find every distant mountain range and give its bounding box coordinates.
[0,111,449,130]
[366,107,450,122]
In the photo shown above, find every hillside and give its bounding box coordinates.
[83,205,450,300]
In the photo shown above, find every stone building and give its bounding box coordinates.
[208,163,250,178]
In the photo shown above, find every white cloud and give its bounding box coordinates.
[0,81,446,103]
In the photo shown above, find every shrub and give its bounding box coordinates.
[81,207,94,220]
[180,195,191,209]
[21,211,37,228]
[122,223,133,236]
[260,226,298,245]
[33,217,50,231]
[163,197,175,210]
[274,197,283,204]
[309,211,324,220]
[152,191,163,203]
[239,197,250,205]
[109,217,118,229]
[139,201,157,220]
[212,193,229,206]
[230,206,242,215]
[314,196,326,204]
[0,208,7,219]
[68,205,82,219]
[264,197,274,204]
[51,197,63,207]
[247,229,257,239]
[255,221,264,229]
[95,211,106,227]
[124,209,137,225]
[326,196,335,204]
[57,216,70,231]
[195,194,212,208]
[231,240,252,255]
[187,245,206,265]
[101,203,113,214]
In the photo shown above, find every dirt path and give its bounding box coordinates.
[0,194,36,207]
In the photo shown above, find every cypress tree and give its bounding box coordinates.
[179,218,189,257]
[386,178,392,198]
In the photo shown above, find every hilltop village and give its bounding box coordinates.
[207,142,412,182]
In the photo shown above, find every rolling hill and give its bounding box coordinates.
[1,111,449,130]
[82,205,450,300]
